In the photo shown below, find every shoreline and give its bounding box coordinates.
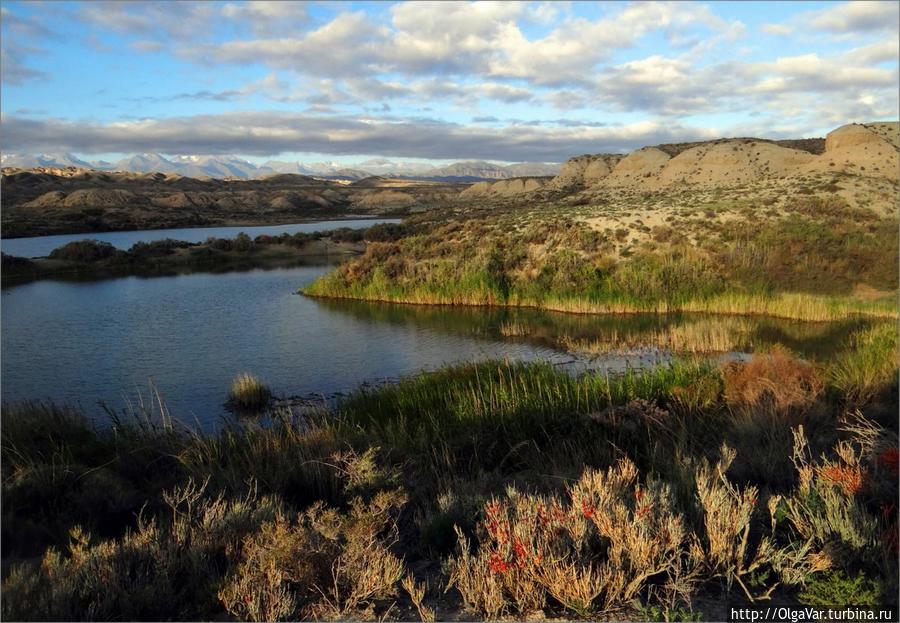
[0,213,397,241]
[301,288,900,323]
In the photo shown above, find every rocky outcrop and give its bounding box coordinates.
[547,154,623,189]
[654,140,815,188]
[601,148,671,187]
[459,177,551,198]
[804,122,899,180]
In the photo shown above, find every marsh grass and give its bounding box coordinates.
[228,373,272,412]
[2,347,898,620]
[335,359,714,459]
[558,316,754,354]
[306,276,898,322]
[827,322,899,404]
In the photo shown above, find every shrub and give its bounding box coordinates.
[1,252,37,271]
[364,223,408,242]
[48,240,119,262]
[232,232,254,253]
[448,459,701,618]
[798,570,882,607]
[778,425,886,581]
[128,239,192,258]
[691,444,828,601]
[227,373,272,411]
[723,346,823,414]
[219,489,407,621]
[329,227,365,243]
[1,480,281,621]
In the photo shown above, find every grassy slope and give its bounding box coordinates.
[305,190,899,322]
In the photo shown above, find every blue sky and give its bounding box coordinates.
[1,0,898,165]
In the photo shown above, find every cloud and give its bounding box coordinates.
[760,23,793,36]
[591,55,736,116]
[221,1,309,35]
[0,111,721,161]
[1,6,57,85]
[78,1,216,40]
[172,0,745,91]
[182,11,386,77]
[130,40,164,52]
[0,48,46,85]
[751,52,898,95]
[1,6,59,39]
[808,1,900,35]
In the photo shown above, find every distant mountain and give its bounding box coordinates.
[170,155,259,179]
[424,160,511,180]
[422,161,560,180]
[501,162,562,177]
[3,152,561,181]
[1,152,97,169]
[113,153,181,174]
[356,158,434,176]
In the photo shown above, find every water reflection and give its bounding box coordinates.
[1,260,880,430]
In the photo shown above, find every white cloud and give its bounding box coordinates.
[221,0,309,35]
[760,23,793,36]
[0,111,721,161]
[808,1,900,34]
[0,47,46,85]
[78,1,216,40]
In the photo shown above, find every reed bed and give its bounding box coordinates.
[305,277,898,322]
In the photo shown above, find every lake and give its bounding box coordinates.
[0,218,402,258]
[1,256,875,430]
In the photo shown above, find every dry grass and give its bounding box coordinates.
[723,346,824,414]
[449,458,698,618]
[228,373,272,411]
[2,344,897,620]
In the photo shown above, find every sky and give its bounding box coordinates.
[1,0,898,165]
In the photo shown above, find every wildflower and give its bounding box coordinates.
[818,465,863,496]
[514,539,527,560]
[488,553,511,574]
[485,501,502,520]
[581,499,595,519]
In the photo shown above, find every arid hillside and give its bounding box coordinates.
[0,169,466,237]
[459,122,897,204]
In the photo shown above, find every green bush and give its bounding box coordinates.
[798,570,882,607]
[48,240,120,262]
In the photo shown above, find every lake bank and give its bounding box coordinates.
[3,350,897,620]
[0,217,402,257]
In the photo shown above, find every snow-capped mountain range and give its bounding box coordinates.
[1,152,560,181]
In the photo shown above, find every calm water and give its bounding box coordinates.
[1,260,873,430]
[0,218,401,258]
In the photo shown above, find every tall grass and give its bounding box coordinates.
[227,373,272,411]
[2,346,898,619]
[335,359,716,478]
[306,276,898,322]
[827,322,899,404]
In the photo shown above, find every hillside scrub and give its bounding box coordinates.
[3,337,898,620]
[305,199,899,321]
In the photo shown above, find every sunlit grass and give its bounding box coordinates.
[227,373,272,411]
